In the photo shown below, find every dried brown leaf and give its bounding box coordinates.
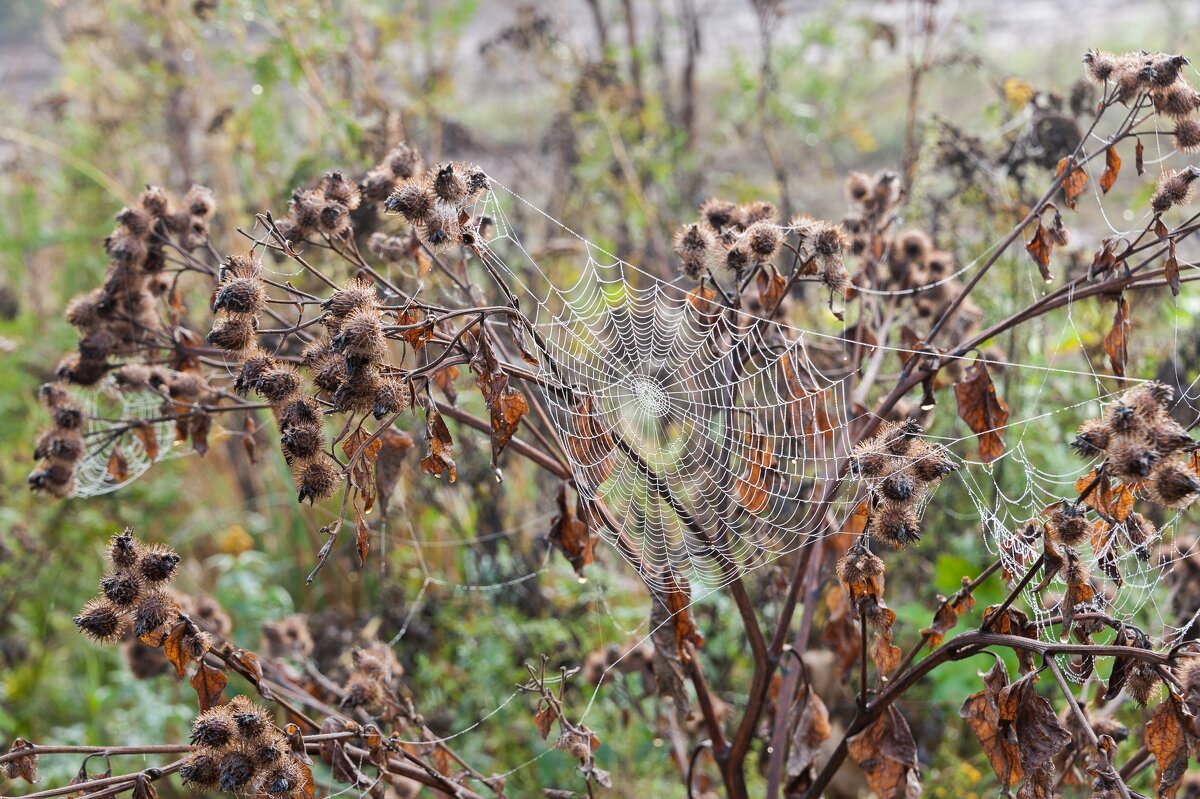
[954,360,1009,463]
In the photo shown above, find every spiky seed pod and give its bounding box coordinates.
[331,308,386,363]
[114,363,152,390]
[73,598,127,643]
[744,221,782,259]
[1124,512,1156,559]
[55,353,109,386]
[105,229,148,266]
[142,243,166,273]
[1140,381,1174,410]
[222,253,261,281]
[844,171,871,203]
[320,171,360,211]
[1049,502,1091,546]
[385,179,436,224]
[288,190,323,237]
[133,590,180,637]
[168,372,208,402]
[312,356,345,393]
[1107,402,1138,433]
[879,420,922,455]
[181,215,210,251]
[297,458,338,504]
[179,752,221,791]
[300,339,333,370]
[431,162,468,205]
[870,501,922,548]
[1153,81,1200,118]
[896,230,932,264]
[418,206,460,250]
[139,544,181,583]
[281,423,325,463]
[1112,56,1150,104]
[836,546,884,592]
[1072,418,1111,458]
[1151,54,1189,87]
[317,201,350,237]
[255,365,302,404]
[361,168,396,205]
[1173,118,1200,153]
[180,185,215,218]
[252,737,288,767]
[139,186,171,217]
[698,198,738,231]
[465,167,489,198]
[212,276,266,315]
[332,364,382,412]
[385,143,424,179]
[724,241,753,278]
[673,224,715,279]
[879,471,916,502]
[740,200,778,226]
[218,751,257,793]
[1083,49,1118,84]
[27,463,74,497]
[1108,438,1158,480]
[925,251,954,279]
[262,761,303,797]
[1147,461,1200,508]
[180,627,212,662]
[232,703,273,742]
[109,530,141,569]
[343,674,387,709]
[207,315,258,353]
[367,231,407,263]
[191,707,235,749]
[373,378,410,420]
[1152,422,1194,456]
[911,446,956,485]
[115,205,153,239]
[100,571,143,608]
[820,261,851,296]
[1151,166,1200,214]
[236,355,274,398]
[323,277,376,321]
[278,395,322,430]
[812,222,848,259]
[1124,661,1162,705]
[34,429,84,462]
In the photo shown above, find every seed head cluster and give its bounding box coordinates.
[383,155,489,253]
[848,420,956,548]
[1073,381,1199,508]
[340,640,401,712]
[180,696,308,798]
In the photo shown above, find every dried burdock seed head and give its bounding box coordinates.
[323,276,376,321]
[252,737,287,767]
[385,179,436,224]
[740,200,778,226]
[212,276,266,315]
[55,353,110,386]
[332,364,382,411]
[367,231,407,263]
[845,171,871,203]
[281,423,325,463]
[811,221,848,260]
[312,356,345,393]
[142,244,166,273]
[255,365,302,404]
[105,229,148,266]
[1124,661,1162,705]
[373,377,410,420]
[896,229,932,264]
[139,185,172,218]
[848,446,887,480]
[191,707,236,747]
[207,315,258,353]
[73,598,127,643]
[386,142,424,179]
[820,260,851,296]
[109,529,141,569]
[723,241,752,277]
[870,501,922,548]
[168,372,208,401]
[331,308,386,363]
[180,752,221,791]
[1049,502,1091,546]
[300,339,333,370]
[183,185,216,218]
[1083,49,1118,84]
[353,640,402,681]
[1072,418,1111,458]
[1153,81,1200,118]
[262,761,303,797]
[418,206,460,251]
[343,674,387,709]
[222,253,261,280]
[1174,117,1200,153]
[236,355,273,398]
[1148,461,1200,508]
[115,205,153,238]
[744,221,782,259]
[321,170,361,211]
[673,224,714,279]
[911,446,956,485]
[879,419,922,455]
[699,197,739,231]
[27,462,75,496]
[1151,54,1189,87]
[1151,166,1200,214]
[1108,438,1158,480]
[297,457,338,504]
[465,167,489,197]
[432,162,468,204]
[231,702,273,742]
[1113,55,1151,103]
[114,363,152,391]
[139,544,181,583]
[39,382,71,408]
[278,395,322,430]
[133,589,180,637]
[361,168,396,204]
[34,429,84,463]
[879,471,916,502]
[836,544,884,593]
[1106,402,1138,433]
[1152,421,1194,456]
[288,189,323,236]
[218,751,257,792]
[317,201,350,237]
[100,571,143,607]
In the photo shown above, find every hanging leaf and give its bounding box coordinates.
[354,507,370,568]
[374,428,414,519]
[1025,221,1053,283]
[1074,468,1136,522]
[756,264,788,313]
[547,484,595,577]
[734,428,776,513]
[847,705,921,799]
[997,670,1073,799]
[419,408,456,483]
[1100,146,1122,194]
[686,284,721,325]
[433,364,459,404]
[341,427,382,508]
[1136,138,1145,176]
[131,421,159,462]
[786,687,832,791]
[1165,239,1180,297]
[563,394,615,491]
[822,586,862,683]
[960,656,1022,790]
[1061,548,1096,641]
[189,411,212,456]
[533,703,556,740]
[3,739,38,784]
[508,312,539,365]
[241,414,258,464]
[652,568,704,663]
[1103,295,1131,379]
[189,662,227,710]
[954,360,1009,463]
[396,308,434,350]
[1145,695,1199,799]
[107,446,129,483]
[131,774,158,799]
[1055,157,1088,210]
[920,577,977,649]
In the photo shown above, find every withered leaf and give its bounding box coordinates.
[954,359,1009,464]
[420,408,456,483]
[3,739,38,784]
[374,427,414,518]
[847,705,921,799]
[734,429,776,514]
[1026,222,1053,283]
[396,308,434,350]
[241,414,258,464]
[920,577,977,649]
[756,265,788,313]
[1099,146,1121,194]
[686,284,721,325]
[653,568,704,663]
[1103,295,1131,379]
[1145,694,1199,798]
[563,394,615,491]
[960,656,1022,790]
[164,620,192,678]
[786,687,832,789]
[228,649,270,698]
[189,662,227,711]
[508,313,539,365]
[1166,239,1180,297]
[823,586,862,683]
[131,774,157,799]
[318,717,358,784]
[547,484,595,577]
[1062,548,1096,644]
[341,427,382,509]
[354,508,370,568]
[190,411,212,456]
[999,671,1073,780]
[433,364,459,404]
[1136,138,1145,176]
[1056,157,1088,210]
[132,421,159,462]
[107,446,129,483]
[871,627,902,675]
[1074,468,1135,522]
[534,703,556,740]
[431,745,454,777]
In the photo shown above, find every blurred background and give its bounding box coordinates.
[2,1,1200,797]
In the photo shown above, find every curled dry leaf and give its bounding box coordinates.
[960,656,1022,790]
[562,394,615,491]
[686,284,721,325]
[396,308,434,350]
[420,408,456,483]
[1166,239,1180,297]
[1074,469,1135,522]
[3,739,38,784]
[189,661,227,711]
[734,428,775,514]
[756,264,787,312]
[920,577,977,649]
[954,359,1009,464]
[547,484,596,577]
[998,671,1073,793]
[786,686,832,791]
[1145,694,1199,799]
[1100,146,1122,194]
[1103,295,1131,379]
[847,705,921,799]
[1056,156,1089,210]
[374,427,414,519]
[1026,221,1053,283]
